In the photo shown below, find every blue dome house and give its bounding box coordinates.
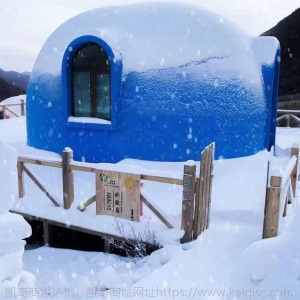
[26,2,280,162]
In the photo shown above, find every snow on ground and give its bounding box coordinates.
[1,117,300,299]
[0,138,34,297]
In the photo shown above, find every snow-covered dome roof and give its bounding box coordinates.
[27,2,280,162]
[34,2,253,74]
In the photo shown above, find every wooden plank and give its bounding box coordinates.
[141,175,183,185]
[199,149,208,234]
[193,176,201,238]
[204,148,210,230]
[290,146,299,197]
[282,195,288,217]
[22,164,60,207]
[62,149,74,209]
[77,195,96,211]
[262,175,281,239]
[17,161,25,198]
[18,156,62,168]
[70,164,97,173]
[140,191,174,229]
[96,170,141,221]
[5,106,19,117]
[206,143,215,229]
[9,209,128,243]
[0,103,24,107]
[180,164,196,243]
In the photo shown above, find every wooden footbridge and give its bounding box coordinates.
[11,144,215,252]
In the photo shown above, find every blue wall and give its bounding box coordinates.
[27,50,277,162]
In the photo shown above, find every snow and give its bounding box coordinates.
[33,2,264,76]
[252,36,280,66]
[68,116,111,125]
[1,105,300,298]
[0,140,18,212]
[0,136,33,296]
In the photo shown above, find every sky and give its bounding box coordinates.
[1,0,299,73]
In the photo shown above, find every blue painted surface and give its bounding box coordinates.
[26,5,280,163]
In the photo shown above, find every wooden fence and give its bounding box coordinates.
[263,145,299,239]
[0,99,25,118]
[180,143,214,243]
[17,143,215,244]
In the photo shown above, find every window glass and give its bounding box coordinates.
[71,43,110,120]
[73,71,91,117]
[96,74,110,120]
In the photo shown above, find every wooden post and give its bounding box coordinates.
[263,175,281,239]
[290,144,299,198]
[2,106,6,119]
[62,148,74,209]
[20,99,25,116]
[43,223,49,245]
[17,160,25,198]
[104,238,111,253]
[287,114,290,127]
[180,163,196,243]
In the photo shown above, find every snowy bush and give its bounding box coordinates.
[109,219,161,260]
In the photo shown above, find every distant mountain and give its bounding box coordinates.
[0,77,25,102]
[262,8,300,97]
[0,68,30,92]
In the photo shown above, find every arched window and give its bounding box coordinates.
[72,43,111,120]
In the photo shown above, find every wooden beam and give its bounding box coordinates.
[5,106,19,117]
[141,174,183,186]
[77,195,96,211]
[18,157,62,168]
[70,164,96,173]
[22,164,60,207]
[0,103,24,107]
[140,191,174,229]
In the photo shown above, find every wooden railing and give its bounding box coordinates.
[0,99,25,118]
[17,143,215,243]
[263,145,299,239]
[277,109,300,127]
